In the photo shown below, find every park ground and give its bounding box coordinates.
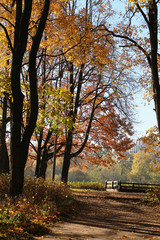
[35,190,160,240]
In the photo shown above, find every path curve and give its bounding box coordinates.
[35,190,160,240]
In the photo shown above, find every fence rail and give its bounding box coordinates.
[105,180,160,193]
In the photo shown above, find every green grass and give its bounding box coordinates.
[0,174,76,240]
[68,181,105,191]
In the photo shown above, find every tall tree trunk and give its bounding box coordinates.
[35,130,43,177]
[61,131,72,182]
[61,62,74,183]
[35,48,47,177]
[10,0,33,197]
[61,64,87,183]
[61,70,100,182]
[0,94,9,173]
[39,147,48,179]
[52,134,57,181]
[10,0,50,197]
[148,1,160,132]
[37,130,52,178]
[4,143,9,173]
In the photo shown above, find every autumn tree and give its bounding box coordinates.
[0,0,135,187]
[25,46,74,179]
[128,151,160,183]
[98,0,160,132]
[0,0,50,196]
[141,126,160,172]
[0,28,12,174]
[58,2,135,182]
[28,0,134,182]
[23,0,135,183]
[60,53,134,182]
[32,82,72,179]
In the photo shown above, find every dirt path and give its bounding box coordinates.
[35,190,160,240]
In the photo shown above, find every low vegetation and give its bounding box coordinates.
[0,174,76,240]
[142,188,160,204]
[68,181,105,191]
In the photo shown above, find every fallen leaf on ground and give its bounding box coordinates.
[122,235,128,239]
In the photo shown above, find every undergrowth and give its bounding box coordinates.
[142,187,160,204]
[0,174,76,240]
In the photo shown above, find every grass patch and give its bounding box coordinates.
[68,181,105,191]
[0,174,76,239]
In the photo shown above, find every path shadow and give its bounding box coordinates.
[67,215,160,236]
[66,196,160,237]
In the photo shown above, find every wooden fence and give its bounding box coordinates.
[105,180,160,193]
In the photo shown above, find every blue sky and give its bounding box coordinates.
[133,94,157,138]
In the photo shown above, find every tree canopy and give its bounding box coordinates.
[0,0,159,196]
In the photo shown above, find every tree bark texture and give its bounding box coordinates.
[0,94,9,173]
[148,1,160,132]
[35,130,43,177]
[10,0,50,197]
[61,131,73,182]
[61,62,74,183]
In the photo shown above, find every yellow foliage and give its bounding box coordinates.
[0,70,11,97]
[37,84,73,133]
[141,126,160,172]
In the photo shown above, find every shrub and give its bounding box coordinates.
[143,187,160,204]
[0,175,76,239]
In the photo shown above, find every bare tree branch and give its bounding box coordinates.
[0,23,13,53]
[0,3,12,13]
[98,24,151,67]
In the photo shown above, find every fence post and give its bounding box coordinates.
[118,180,121,191]
[105,180,107,190]
[112,180,114,189]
